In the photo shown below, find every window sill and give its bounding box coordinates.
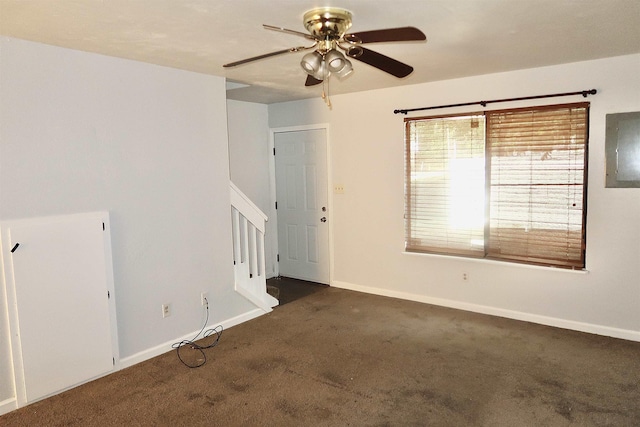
[402,250,590,274]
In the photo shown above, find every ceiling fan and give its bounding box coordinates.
[223,7,426,106]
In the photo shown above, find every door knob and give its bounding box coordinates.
[320,217,327,223]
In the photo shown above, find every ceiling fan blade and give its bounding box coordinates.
[347,47,414,78]
[263,24,318,41]
[344,27,426,44]
[305,75,323,86]
[223,46,309,68]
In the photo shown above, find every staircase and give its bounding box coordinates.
[230,182,279,312]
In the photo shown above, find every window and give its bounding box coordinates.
[405,103,589,269]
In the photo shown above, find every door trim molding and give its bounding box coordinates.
[269,124,332,285]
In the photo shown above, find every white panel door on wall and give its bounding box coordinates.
[275,129,330,284]
[2,213,117,404]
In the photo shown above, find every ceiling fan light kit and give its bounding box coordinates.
[324,49,353,76]
[300,51,323,74]
[223,7,426,107]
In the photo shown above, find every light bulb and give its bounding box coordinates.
[300,51,323,75]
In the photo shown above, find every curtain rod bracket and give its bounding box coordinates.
[394,89,598,115]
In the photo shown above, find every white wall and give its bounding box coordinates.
[269,54,640,340]
[226,100,277,278]
[0,37,258,406]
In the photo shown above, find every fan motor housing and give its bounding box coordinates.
[303,7,353,39]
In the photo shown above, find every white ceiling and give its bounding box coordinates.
[1,0,639,104]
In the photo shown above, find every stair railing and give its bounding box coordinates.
[230,182,278,312]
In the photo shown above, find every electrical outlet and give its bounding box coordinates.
[463,273,468,281]
[162,303,170,318]
[201,292,209,307]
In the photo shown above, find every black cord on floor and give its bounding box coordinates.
[171,298,223,368]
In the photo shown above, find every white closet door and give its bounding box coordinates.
[6,213,115,403]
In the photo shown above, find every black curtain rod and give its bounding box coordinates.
[393,89,597,115]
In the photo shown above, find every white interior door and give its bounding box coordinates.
[4,213,116,403]
[275,128,329,284]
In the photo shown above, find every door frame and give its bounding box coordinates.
[269,123,333,285]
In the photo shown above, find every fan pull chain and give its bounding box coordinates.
[321,67,332,109]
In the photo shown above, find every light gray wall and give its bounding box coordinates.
[269,54,640,340]
[0,37,256,404]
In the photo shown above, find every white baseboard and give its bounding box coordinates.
[119,307,266,369]
[0,308,268,417]
[0,397,17,416]
[332,280,640,342]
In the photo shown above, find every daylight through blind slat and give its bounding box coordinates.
[405,114,486,256]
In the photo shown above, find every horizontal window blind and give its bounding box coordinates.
[486,103,588,268]
[405,114,485,256]
[404,102,589,269]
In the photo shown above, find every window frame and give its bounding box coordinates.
[404,102,589,270]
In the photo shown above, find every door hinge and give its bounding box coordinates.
[273,147,276,155]
[107,290,110,299]
[102,222,105,231]
[275,201,278,210]
[277,254,279,262]
[113,357,115,366]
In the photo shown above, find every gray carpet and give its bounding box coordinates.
[2,285,639,426]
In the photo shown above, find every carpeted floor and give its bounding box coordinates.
[2,283,639,426]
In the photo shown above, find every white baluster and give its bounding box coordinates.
[230,182,278,311]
